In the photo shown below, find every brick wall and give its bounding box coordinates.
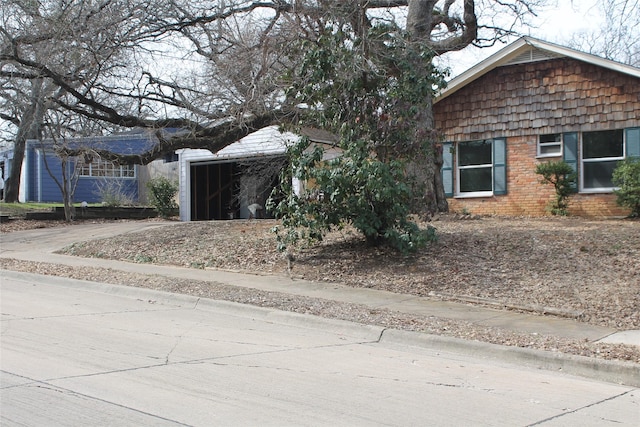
[445,135,631,217]
[435,57,638,217]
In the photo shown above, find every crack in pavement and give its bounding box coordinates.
[1,371,192,426]
[0,306,186,322]
[526,389,637,426]
[3,339,381,385]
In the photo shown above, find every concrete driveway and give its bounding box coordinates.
[2,271,638,426]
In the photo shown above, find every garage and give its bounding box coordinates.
[189,157,285,220]
[179,126,295,222]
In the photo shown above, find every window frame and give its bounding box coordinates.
[537,133,563,158]
[456,139,494,198]
[579,130,624,193]
[78,157,136,179]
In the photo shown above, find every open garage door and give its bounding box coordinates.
[190,157,285,221]
[190,162,240,220]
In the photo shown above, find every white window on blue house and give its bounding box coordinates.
[538,133,562,157]
[441,138,507,198]
[79,158,135,178]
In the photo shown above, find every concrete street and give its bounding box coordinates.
[2,271,638,426]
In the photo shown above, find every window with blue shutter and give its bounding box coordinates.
[626,128,640,158]
[581,130,625,191]
[441,142,453,197]
[454,138,507,197]
[493,138,507,195]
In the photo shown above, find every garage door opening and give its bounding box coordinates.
[190,157,285,221]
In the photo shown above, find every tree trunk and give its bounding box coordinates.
[405,0,448,215]
[4,80,46,203]
[60,157,74,222]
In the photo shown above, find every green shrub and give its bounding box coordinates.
[268,22,442,255]
[612,158,640,217]
[535,161,577,216]
[146,177,178,218]
[269,138,436,255]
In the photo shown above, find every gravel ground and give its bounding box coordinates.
[1,215,639,363]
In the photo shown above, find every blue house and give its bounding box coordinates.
[18,130,176,204]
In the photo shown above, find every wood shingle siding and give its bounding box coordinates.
[434,58,640,142]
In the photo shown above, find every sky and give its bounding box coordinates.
[440,0,604,77]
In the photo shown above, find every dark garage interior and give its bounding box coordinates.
[190,157,284,221]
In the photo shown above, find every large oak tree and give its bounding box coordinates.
[1,0,546,204]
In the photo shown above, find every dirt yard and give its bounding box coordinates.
[50,215,640,330]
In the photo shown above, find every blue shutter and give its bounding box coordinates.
[626,127,640,158]
[563,132,579,193]
[441,142,454,197]
[493,138,507,195]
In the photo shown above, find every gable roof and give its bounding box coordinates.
[436,36,640,103]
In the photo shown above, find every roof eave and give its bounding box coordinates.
[435,36,640,103]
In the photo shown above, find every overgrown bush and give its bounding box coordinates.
[268,23,443,254]
[269,138,437,255]
[146,176,178,218]
[95,178,135,207]
[612,157,640,217]
[535,161,577,216]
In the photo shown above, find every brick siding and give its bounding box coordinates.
[446,136,631,217]
[435,57,639,217]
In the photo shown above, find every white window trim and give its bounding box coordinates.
[536,134,563,158]
[455,141,494,198]
[579,132,624,193]
[79,160,136,179]
[454,191,494,199]
[579,156,623,193]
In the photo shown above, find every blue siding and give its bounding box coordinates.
[74,177,138,203]
[24,144,139,203]
[38,153,65,202]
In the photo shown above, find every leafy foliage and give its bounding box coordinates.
[612,157,640,217]
[270,24,444,253]
[146,176,178,218]
[535,161,577,216]
[269,137,437,254]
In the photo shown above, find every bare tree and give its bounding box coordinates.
[568,0,640,66]
[1,0,547,211]
[0,0,189,201]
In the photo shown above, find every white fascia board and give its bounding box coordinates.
[525,38,640,79]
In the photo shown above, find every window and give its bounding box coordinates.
[581,130,624,191]
[164,151,178,163]
[538,133,562,157]
[458,140,493,194]
[445,138,506,197]
[79,157,135,178]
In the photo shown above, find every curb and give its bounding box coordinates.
[3,270,639,387]
[380,329,640,387]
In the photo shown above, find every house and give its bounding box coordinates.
[17,129,178,204]
[178,126,338,221]
[435,37,640,217]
